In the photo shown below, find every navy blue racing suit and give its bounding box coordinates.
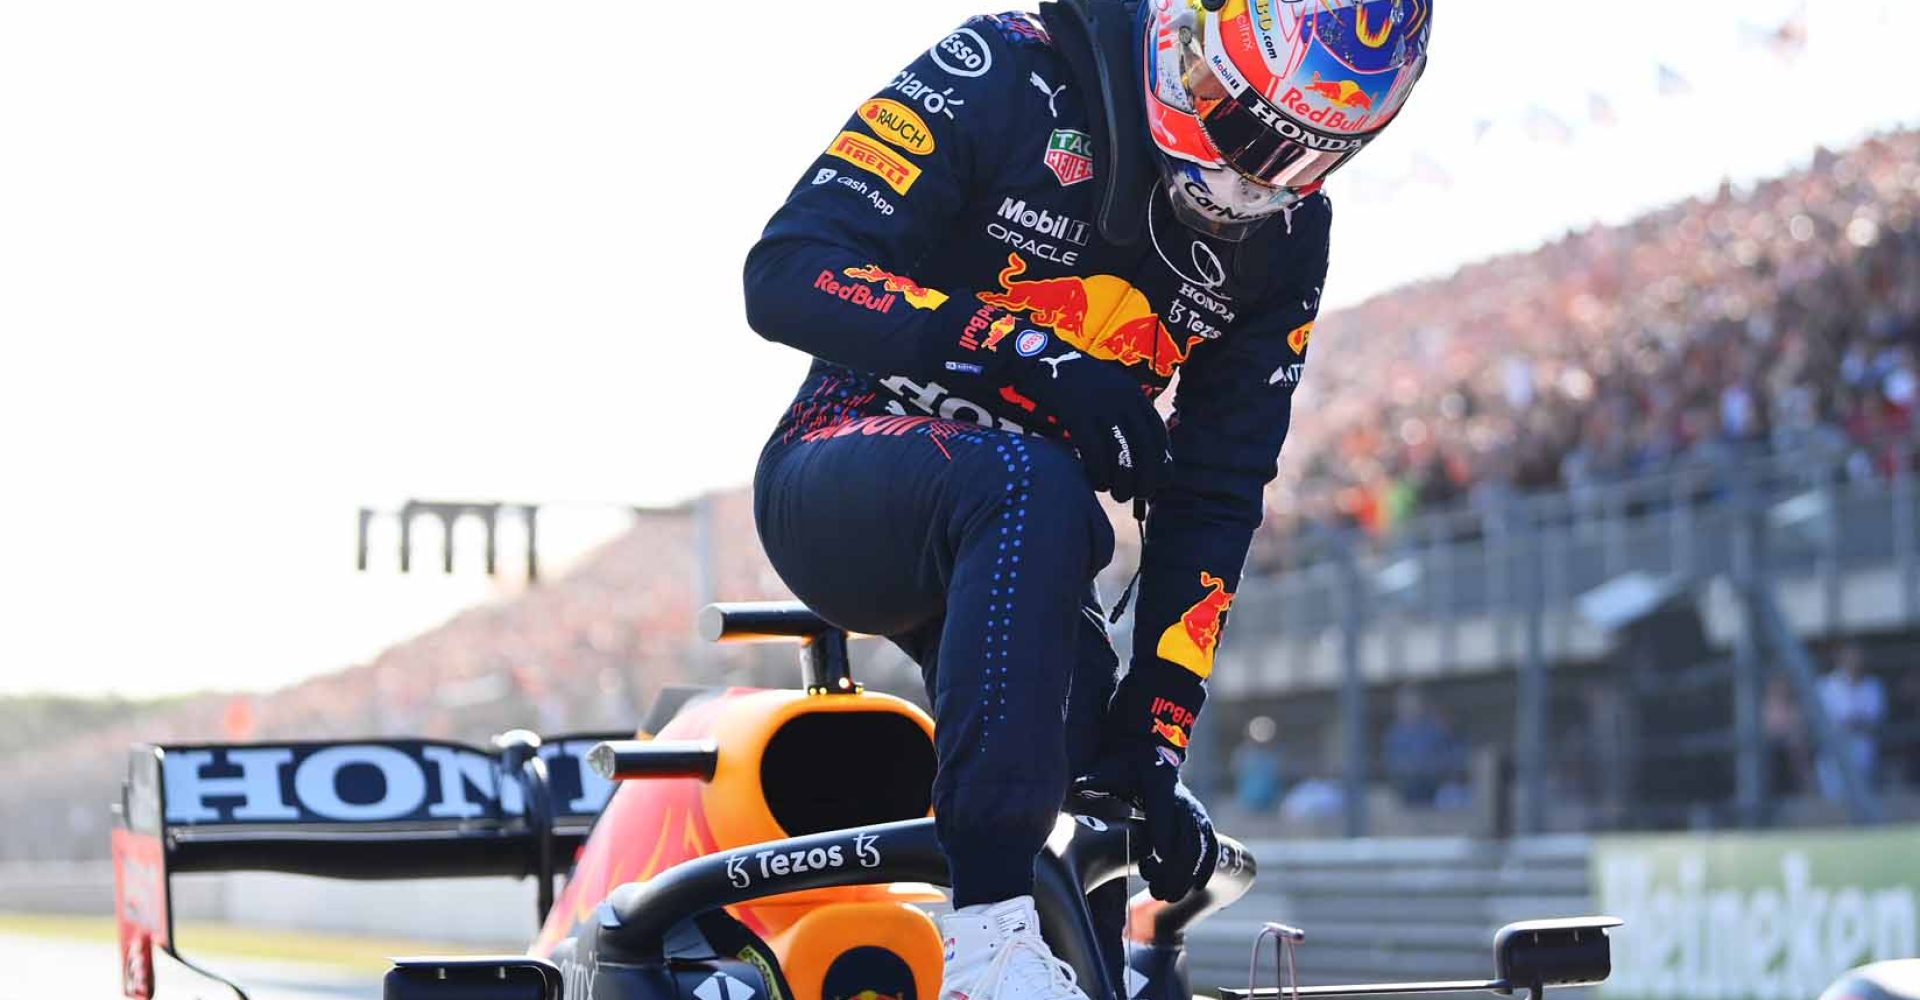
[745,11,1330,907]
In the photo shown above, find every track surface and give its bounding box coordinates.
[0,933,378,1000]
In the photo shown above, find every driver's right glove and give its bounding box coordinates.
[1009,350,1169,503]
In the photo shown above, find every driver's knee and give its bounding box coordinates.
[954,434,1114,581]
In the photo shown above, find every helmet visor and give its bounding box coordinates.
[1178,24,1371,189]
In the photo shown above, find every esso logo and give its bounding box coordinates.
[931,28,992,78]
[1015,329,1050,357]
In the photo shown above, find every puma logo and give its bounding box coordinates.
[1030,72,1066,117]
[1038,351,1082,378]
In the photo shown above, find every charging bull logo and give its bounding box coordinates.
[976,253,1202,378]
[1157,571,1235,678]
[843,265,950,311]
[1306,73,1373,111]
[1151,718,1190,749]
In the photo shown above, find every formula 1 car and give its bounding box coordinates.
[113,603,1622,1000]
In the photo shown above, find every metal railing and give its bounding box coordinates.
[1239,434,1920,645]
[1213,432,1920,836]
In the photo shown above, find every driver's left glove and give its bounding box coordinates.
[1074,661,1219,902]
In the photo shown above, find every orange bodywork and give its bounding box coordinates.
[532,688,944,1000]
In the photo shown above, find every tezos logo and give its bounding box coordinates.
[723,832,882,889]
[931,27,992,78]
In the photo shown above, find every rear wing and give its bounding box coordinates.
[112,732,624,999]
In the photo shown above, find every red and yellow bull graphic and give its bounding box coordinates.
[857,99,936,157]
[1157,571,1236,679]
[839,265,950,312]
[1305,73,1373,111]
[827,131,923,195]
[1149,696,1198,765]
[976,253,1202,378]
[1287,320,1313,354]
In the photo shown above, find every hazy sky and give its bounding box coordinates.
[3,0,1914,696]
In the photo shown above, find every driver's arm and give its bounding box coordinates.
[744,19,1027,386]
[1125,194,1333,741]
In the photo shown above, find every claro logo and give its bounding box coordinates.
[159,741,615,824]
[858,99,935,156]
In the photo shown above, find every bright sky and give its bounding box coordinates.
[2,0,1914,697]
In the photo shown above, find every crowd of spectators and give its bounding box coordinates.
[1248,129,1920,570]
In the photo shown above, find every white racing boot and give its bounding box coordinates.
[938,896,1090,1000]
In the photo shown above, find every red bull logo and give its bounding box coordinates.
[957,304,1019,351]
[841,265,950,312]
[1287,320,1314,354]
[1151,718,1190,749]
[1157,571,1235,679]
[1278,73,1380,133]
[1306,73,1373,110]
[975,253,1201,378]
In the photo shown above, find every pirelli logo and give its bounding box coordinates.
[826,130,922,195]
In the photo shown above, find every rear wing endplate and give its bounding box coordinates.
[111,733,623,998]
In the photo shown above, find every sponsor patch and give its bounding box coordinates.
[826,131,923,195]
[1043,129,1094,186]
[1156,571,1235,679]
[840,265,948,311]
[889,70,965,119]
[1287,320,1314,354]
[857,99,935,156]
[1014,329,1049,357]
[931,27,992,78]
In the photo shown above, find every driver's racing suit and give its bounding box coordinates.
[744,11,1329,908]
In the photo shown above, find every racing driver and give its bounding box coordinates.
[744,2,1431,998]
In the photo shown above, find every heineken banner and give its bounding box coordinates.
[1594,827,1920,1000]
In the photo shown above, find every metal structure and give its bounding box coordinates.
[356,497,717,591]
[1223,434,1920,834]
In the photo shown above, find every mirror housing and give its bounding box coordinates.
[1493,917,1623,994]
[384,957,564,1000]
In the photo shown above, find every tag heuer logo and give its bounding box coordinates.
[1043,129,1093,186]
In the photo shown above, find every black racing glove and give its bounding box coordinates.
[1074,661,1218,901]
[1011,350,1169,503]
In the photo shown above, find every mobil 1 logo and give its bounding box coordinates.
[987,197,1091,266]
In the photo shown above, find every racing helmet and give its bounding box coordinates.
[1144,0,1432,237]
[1821,961,1920,1000]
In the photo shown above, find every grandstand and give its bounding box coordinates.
[5,129,1917,865]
